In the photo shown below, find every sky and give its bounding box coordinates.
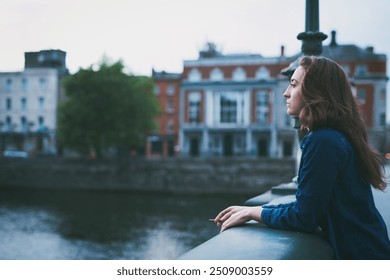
[1,0,389,75]
[1,0,390,119]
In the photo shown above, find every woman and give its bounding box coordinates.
[214,56,390,259]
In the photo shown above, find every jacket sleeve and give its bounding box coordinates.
[261,131,347,233]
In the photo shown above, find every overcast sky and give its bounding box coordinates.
[1,0,389,75]
[3,0,389,120]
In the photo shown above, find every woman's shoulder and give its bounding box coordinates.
[301,128,348,149]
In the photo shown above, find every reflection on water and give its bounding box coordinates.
[0,188,247,260]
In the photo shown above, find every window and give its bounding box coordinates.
[166,120,174,133]
[188,92,201,124]
[38,116,45,130]
[357,89,366,104]
[21,116,28,132]
[232,67,246,81]
[166,99,174,113]
[188,68,201,82]
[6,98,12,110]
[5,116,12,130]
[355,64,367,76]
[39,77,47,91]
[210,68,223,81]
[6,78,13,93]
[256,90,269,125]
[255,66,270,80]
[38,97,44,109]
[21,98,27,110]
[22,78,28,92]
[220,93,237,123]
[167,84,175,96]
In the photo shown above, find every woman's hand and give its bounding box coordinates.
[214,206,263,232]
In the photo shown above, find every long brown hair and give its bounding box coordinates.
[298,56,387,190]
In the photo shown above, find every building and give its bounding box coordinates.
[0,49,68,156]
[152,31,387,158]
[148,70,181,157]
[179,43,295,158]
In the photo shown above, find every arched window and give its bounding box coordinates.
[210,68,224,81]
[232,67,246,81]
[188,68,201,82]
[255,66,270,80]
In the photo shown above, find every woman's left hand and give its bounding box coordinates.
[214,206,263,232]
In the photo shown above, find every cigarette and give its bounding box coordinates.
[208,219,215,222]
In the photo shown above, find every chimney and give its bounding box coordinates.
[280,45,285,57]
[366,46,374,53]
[330,30,337,47]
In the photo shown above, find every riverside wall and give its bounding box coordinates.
[0,157,295,195]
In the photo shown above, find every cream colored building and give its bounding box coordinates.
[0,49,68,155]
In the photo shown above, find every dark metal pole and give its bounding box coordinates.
[298,0,327,56]
[305,0,319,31]
[281,0,327,77]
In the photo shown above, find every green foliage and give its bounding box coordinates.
[57,60,160,158]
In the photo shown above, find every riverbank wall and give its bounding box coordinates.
[0,157,295,195]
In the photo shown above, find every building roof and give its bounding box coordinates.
[152,69,182,80]
[320,31,385,61]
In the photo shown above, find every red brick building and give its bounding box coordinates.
[147,70,181,157]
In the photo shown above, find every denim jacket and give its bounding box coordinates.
[261,128,390,259]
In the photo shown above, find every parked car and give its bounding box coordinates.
[3,150,28,159]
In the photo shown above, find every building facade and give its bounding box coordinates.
[0,49,68,156]
[179,43,295,158]
[152,32,388,158]
[148,70,181,157]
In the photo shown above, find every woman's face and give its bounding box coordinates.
[283,66,305,116]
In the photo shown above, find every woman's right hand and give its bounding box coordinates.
[214,206,263,232]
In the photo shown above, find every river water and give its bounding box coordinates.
[0,188,248,260]
[2,165,390,260]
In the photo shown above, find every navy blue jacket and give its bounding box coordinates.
[261,128,390,259]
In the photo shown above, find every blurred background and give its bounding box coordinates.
[0,0,389,259]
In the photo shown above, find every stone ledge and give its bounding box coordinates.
[179,222,334,260]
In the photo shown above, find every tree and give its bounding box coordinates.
[57,60,160,159]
